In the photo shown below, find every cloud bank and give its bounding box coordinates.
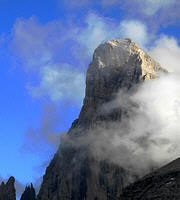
[149,36,180,73]
[92,36,180,175]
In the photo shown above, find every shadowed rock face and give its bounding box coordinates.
[0,176,16,200]
[37,38,166,200]
[20,184,36,200]
[120,158,180,200]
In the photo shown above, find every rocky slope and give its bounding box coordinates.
[37,38,166,200]
[0,176,16,200]
[120,158,180,199]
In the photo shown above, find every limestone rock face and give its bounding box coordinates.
[20,184,36,200]
[77,38,165,127]
[37,38,166,200]
[0,176,16,200]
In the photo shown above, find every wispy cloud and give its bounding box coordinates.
[61,0,180,30]
[77,14,149,56]
[11,16,85,104]
[15,179,25,199]
[63,0,176,16]
[28,64,85,103]
[149,35,180,73]
[137,0,176,15]
[102,0,176,16]
[22,103,64,153]
[119,20,149,47]
[11,17,59,69]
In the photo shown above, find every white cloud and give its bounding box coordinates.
[130,73,180,164]
[119,20,149,48]
[23,103,62,152]
[96,0,176,16]
[29,64,85,104]
[11,17,85,104]
[149,36,180,72]
[137,0,176,15]
[77,14,149,56]
[70,69,180,177]
[76,35,180,176]
[11,17,61,69]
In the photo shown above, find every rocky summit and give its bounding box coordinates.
[36,38,166,200]
[77,38,165,127]
[0,176,16,200]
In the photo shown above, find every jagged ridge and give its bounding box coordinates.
[0,177,16,200]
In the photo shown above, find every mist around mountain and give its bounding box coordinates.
[2,38,180,199]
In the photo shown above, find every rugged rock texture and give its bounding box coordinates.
[77,38,165,127]
[20,183,36,200]
[120,158,180,199]
[37,38,166,200]
[0,176,16,200]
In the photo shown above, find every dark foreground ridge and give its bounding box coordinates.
[2,158,180,199]
[120,158,180,199]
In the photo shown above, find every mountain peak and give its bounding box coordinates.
[92,38,165,79]
[76,38,166,127]
[6,176,15,186]
[37,38,168,200]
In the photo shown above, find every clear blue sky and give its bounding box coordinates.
[0,0,180,197]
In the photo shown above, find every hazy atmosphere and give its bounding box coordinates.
[0,0,180,199]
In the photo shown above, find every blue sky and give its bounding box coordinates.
[0,0,180,198]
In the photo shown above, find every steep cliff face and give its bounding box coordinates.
[77,38,165,127]
[0,176,16,200]
[20,184,36,200]
[37,38,166,200]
